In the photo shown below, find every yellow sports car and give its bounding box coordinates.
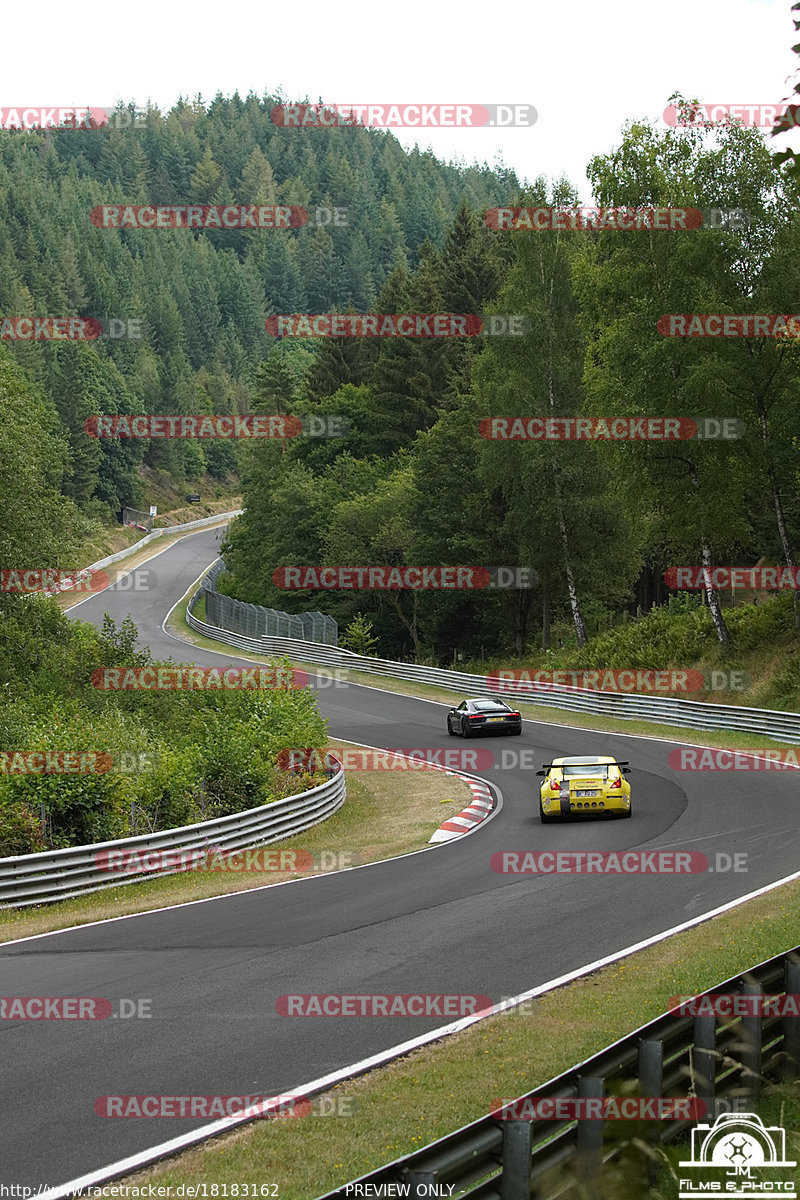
[537,755,631,822]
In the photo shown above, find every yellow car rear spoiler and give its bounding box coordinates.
[536,762,631,775]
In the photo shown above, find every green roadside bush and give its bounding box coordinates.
[0,799,44,857]
[0,596,329,856]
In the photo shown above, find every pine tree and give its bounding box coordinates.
[189,145,222,202]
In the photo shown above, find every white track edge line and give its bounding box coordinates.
[40,862,800,1199]
[63,526,231,612]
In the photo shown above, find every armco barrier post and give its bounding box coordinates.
[740,981,763,1102]
[784,959,800,1079]
[575,1075,604,1198]
[404,1170,437,1198]
[638,1038,663,1185]
[693,1012,717,1111]
[638,1038,664,1099]
[500,1119,534,1199]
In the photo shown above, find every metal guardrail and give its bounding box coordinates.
[317,948,800,1200]
[0,761,345,909]
[186,569,800,744]
[26,511,242,598]
[85,509,242,574]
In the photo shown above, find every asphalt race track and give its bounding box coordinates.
[2,528,797,1188]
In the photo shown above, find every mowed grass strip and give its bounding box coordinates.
[99,878,800,1198]
[0,740,472,943]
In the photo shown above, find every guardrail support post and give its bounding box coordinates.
[574,1075,604,1198]
[639,1038,663,1184]
[692,1013,717,1114]
[639,1037,663,1099]
[741,981,762,1103]
[404,1170,437,1198]
[576,1075,604,1154]
[500,1120,533,1200]
[783,958,800,1080]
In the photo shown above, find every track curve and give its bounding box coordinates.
[1,528,796,1187]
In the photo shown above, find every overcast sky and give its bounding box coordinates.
[4,0,796,198]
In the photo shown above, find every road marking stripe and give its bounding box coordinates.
[39,862,800,1199]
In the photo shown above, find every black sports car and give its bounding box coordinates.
[447,697,522,737]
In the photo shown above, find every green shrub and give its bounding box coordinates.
[340,614,379,656]
[0,609,331,851]
[0,799,44,857]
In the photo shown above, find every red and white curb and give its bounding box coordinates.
[429,778,494,843]
[314,746,495,845]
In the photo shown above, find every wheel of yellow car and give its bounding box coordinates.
[539,800,557,823]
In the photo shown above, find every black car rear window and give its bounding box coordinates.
[473,701,508,712]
